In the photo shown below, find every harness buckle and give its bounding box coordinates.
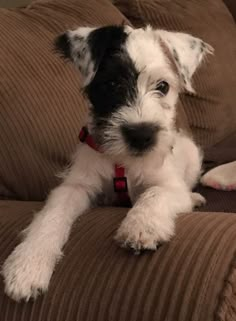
[113,177,128,193]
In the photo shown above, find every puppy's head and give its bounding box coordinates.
[55,25,213,163]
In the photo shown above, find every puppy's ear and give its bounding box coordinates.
[54,25,128,85]
[157,30,214,93]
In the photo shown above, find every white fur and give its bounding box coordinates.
[2,25,211,301]
[157,29,214,92]
[69,27,96,85]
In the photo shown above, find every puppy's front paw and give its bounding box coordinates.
[115,211,174,252]
[191,192,206,208]
[2,242,60,301]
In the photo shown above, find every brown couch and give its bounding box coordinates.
[0,0,236,320]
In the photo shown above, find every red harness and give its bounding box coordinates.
[79,127,131,207]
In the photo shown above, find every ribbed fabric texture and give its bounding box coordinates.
[0,202,236,321]
[114,0,236,149]
[223,0,236,21]
[196,131,236,213]
[197,186,236,213]
[0,0,128,201]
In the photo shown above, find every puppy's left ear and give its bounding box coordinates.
[54,25,128,85]
[157,30,214,93]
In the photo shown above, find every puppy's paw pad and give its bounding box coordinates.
[2,243,58,301]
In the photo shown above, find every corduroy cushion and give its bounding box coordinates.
[0,201,236,321]
[223,0,236,21]
[0,0,128,201]
[195,131,236,213]
[114,0,236,148]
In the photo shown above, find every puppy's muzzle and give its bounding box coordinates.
[121,123,158,154]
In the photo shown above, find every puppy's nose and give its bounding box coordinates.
[121,123,158,153]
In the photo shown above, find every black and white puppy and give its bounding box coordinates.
[2,25,213,301]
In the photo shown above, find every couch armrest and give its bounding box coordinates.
[0,202,236,321]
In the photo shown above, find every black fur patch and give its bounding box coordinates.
[88,25,128,71]
[54,32,71,59]
[85,26,139,119]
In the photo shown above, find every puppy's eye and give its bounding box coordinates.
[155,81,169,96]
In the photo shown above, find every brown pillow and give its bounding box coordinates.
[0,0,128,201]
[114,0,236,148]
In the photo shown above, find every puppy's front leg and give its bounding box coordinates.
[115,185,192,251]
[2,146,105,301]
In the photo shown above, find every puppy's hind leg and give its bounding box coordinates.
[2,146,105,301]
[174,136,206,209]
[174,134,203,189]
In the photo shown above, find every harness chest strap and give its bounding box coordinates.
[79,126,131,206]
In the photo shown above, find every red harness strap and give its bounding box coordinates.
[79,127,131,207]
[113,164,131,206]
[79,126,100,151]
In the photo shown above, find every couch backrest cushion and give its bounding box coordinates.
[223,0,236,21]
[114,0,236,148]
[0,0,128,201]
